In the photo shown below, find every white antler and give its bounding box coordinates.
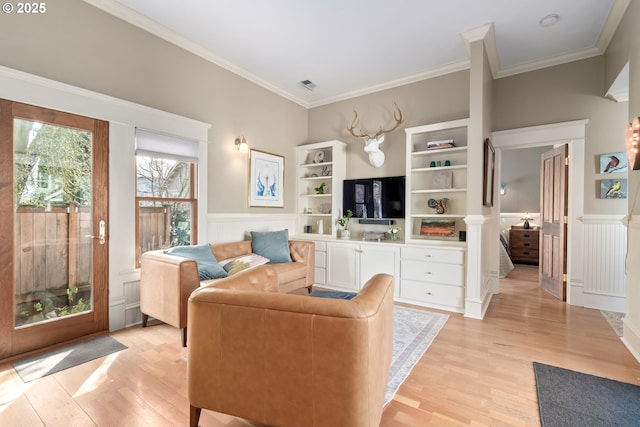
[346,103,403,168]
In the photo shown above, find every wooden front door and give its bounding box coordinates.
[0,100,109,360]
[539,145,568,300]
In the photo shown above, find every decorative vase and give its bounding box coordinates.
[340,229,351,239]
[391,233,398,241]
[524,219,530,229]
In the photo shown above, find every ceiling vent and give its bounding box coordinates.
[298,80,317,91]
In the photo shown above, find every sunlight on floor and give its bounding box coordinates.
[0,368,36,412]
[73,352,119,397]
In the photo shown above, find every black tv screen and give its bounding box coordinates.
[343,176,405,219]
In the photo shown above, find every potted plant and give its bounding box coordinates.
[388,226,401,241]
[337,209,353,239]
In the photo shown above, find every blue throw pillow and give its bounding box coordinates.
[166,244,228,280]
[250,229,292,264]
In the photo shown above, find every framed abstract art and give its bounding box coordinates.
[248,149,284,207]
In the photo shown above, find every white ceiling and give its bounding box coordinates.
[89,0,628,108]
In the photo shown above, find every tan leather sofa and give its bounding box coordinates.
[140,239,314,346]
[187,273,394,427]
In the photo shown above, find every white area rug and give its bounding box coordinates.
[601,310,624,337]
[385,305,449,405]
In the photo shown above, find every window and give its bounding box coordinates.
[135,129,198,266]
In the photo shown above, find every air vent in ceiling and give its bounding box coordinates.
[298,80,317,91]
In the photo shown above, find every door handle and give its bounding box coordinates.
[87,220,106,244]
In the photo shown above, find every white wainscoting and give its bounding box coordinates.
[580,215,627,313]
[207,213,298,243]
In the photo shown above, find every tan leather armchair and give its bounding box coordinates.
[140,239,314,347]
[187,273,394,427]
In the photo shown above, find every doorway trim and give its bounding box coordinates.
[492,119,587,306]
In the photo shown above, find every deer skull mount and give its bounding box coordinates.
[346,103,404,168]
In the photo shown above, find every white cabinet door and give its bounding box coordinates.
[326,242,359,291]
[327,242,400,293]
[359,244,400,296]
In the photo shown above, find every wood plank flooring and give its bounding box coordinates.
[1,265,638,426]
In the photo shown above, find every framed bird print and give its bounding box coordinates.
[599,179,627,199]
[248,149,285,207]
[599,152,627,174]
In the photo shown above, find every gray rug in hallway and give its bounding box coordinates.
[385,305,449,405]
[12,335,127,382]
[534,362,640,427]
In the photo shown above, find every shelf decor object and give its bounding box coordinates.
[248,149,284,207]
[483,138,495,207]
[420,219,456,237]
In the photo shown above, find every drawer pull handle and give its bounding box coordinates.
[523,252,530,255]
[426,271,432,275]
[524,243,530,247]
[426,292,432,296]
[425,255,432,258]
[524,234,530,238]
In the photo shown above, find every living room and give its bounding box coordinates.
[1,0,639,425]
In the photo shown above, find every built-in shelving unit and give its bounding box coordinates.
[405,119,469,242]
[296,140,346,238]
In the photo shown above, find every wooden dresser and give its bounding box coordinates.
[509,228,539,264]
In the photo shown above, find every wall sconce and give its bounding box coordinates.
[234,136,248,153]
[626,117,639,170]
[500,183,506,195]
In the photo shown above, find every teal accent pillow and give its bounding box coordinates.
[250,229,292,264]
[166,244,228,280]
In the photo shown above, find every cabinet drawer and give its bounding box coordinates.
[401,260,464,286]
[400,279,464,308]
[401,246,464,264]
[315,251,326,268]
[314,267,326,285]
[314,241,327,251]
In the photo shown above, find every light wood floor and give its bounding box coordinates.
[1,265,638,426]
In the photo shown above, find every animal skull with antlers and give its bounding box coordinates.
[346,103,404,168]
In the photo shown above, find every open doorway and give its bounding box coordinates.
[498,145,552,272]
[492,120,587,306]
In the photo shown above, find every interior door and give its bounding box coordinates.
[539,145,568,300]
[0,100,109,360]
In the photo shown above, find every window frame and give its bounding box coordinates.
[134,160,198,267]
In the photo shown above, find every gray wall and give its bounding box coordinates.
[500,146,551,213]
[0,0,308,214]
[308,70,470,180]
[492,56,628,215]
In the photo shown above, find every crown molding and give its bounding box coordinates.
[83,0,309,108]
[460,23,500,78]
[307,60,470,108]
[495,46,602,79]
[596,0,631,52]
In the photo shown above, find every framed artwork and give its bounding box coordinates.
[599,152,627,174]
[420,219,456,237]
[599,178,627,199]
[483,138,495,207]
[248,149,284,207]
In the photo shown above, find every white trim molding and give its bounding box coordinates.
[464,214,493,319]
[579,215,627,312]
[493,119,587,306]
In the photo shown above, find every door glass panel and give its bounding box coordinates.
[14,118,93,328]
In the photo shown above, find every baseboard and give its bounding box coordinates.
[621,317,640,363]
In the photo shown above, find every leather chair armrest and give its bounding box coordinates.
[140,250,201,329]
[289,239,315,288]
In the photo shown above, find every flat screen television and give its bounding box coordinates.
[343,176,405,219]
